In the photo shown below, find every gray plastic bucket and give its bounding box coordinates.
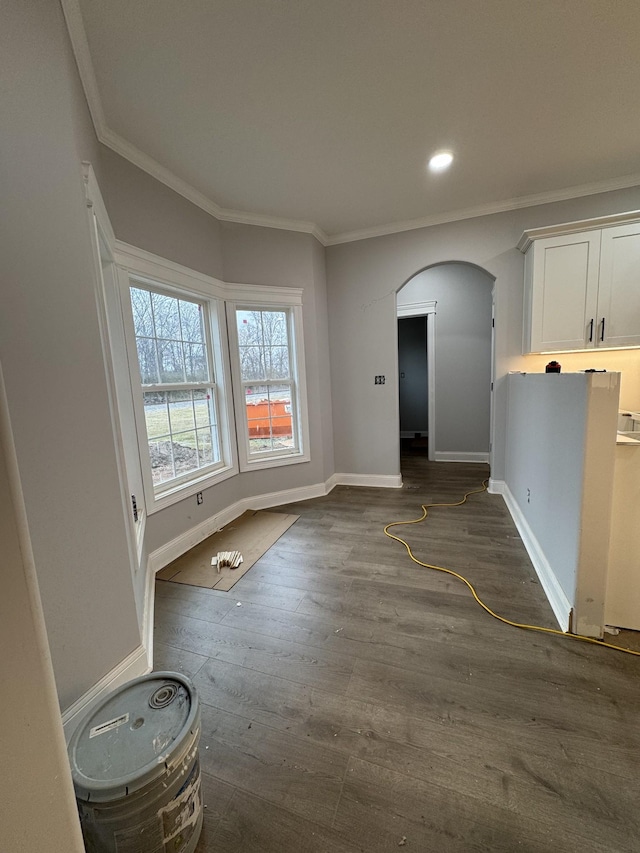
[67,672,203,853]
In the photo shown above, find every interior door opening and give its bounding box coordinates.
[398,315,428,447]
[396,262,494,468]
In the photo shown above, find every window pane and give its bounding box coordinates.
[157,340,185,383]
[270,384,291,404]
[246,386,269,436]
[238,345,264,381]
[271,416,293,447]
[130,287,154,337]
[194,390,213,428]
[151,292,181,340]
[136,337,159,385]
[185,343,208,383]
[243,384,295,456]
[245,384,269,404]
[149,439,175,485]
[168,391,195,434]
[143,392,170,438]
[249,437,274,453]
[172,430,199,476]
[265,345,290,380]
[179,300,204,344]
[236,310,261,343]
[264,311,287,346]
[196,429,213,465]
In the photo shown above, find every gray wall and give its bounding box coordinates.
[398,263,493,454]
[0,0,140,710]
[505,374,588,603]
[398,317,428,434]
[504,372,619,635]
[99,146,224,280]
[326,186,640,480]
[0,364,84,850]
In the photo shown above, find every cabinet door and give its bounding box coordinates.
[528,231,601,352]
[597,222,640,348]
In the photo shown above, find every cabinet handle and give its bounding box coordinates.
[601,317,606,342]
[588,318,594,342]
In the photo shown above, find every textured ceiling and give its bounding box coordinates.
[72,0,640,240]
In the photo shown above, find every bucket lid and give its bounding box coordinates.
[67,672,199,802]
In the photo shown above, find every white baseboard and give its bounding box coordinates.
[333,472,403,488]
[148,503,241,573]
[325,473,339,491]
[248,481,330,510]
[433,451,490,463]
[62,644,149,741]
[501,483,572,632]
[487,477,505,495]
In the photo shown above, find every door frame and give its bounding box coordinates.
[397,300,437,461]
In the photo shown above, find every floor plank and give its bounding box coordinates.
[208,789,363,853]
[198,704,349,826]
[154,453,640,852]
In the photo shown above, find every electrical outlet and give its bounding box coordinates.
[374,375,386,385]
[196,491,203,505]
[527,488,531,504]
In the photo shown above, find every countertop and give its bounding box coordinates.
[616,433,640,445]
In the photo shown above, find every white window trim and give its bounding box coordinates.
[83,164,147,566]
[226,295,311,472]
[115,243,238,514]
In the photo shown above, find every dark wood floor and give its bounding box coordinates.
[154,453,640,852]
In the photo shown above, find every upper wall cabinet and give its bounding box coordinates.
[519,213,640,354]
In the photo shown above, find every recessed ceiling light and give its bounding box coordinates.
[428,151,454,173]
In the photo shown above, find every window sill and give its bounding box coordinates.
[238,449,310,473]
[146,462,238,514]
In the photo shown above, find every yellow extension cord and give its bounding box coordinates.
[383,479,640,658]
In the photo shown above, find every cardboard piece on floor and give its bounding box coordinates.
[156,510,299,591]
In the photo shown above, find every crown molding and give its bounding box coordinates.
[325,172,640,246]
[60,0,107,134]
[61,0,329,245]
[62,0,640,250]
[215,206,327,244]
[100,126,224,219]
[517,208,640,252]
[102,125,329,243]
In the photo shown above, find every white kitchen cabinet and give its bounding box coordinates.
[597,222,640,348]
[520,212,640,354]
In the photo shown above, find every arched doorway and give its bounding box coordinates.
[396,262,494,465]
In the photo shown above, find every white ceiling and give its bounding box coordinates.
[67,0,640,243]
